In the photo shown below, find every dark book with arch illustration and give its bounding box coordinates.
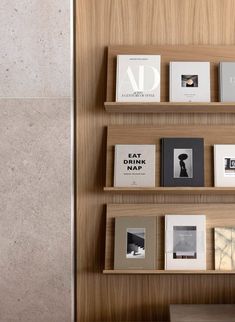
[161,138,204,187]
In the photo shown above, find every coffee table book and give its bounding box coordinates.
[161,138,204,187]
[169,62,210,102]
[114,216,156,270]
[215,227,235,270]
[165,214,206,270]
[220,62,235,102]
[214,144,235,187]
[114,144,156,187]
[116,55,161,102]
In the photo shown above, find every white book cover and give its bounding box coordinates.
[165,215,206,270]
[170,62,210,102]
[114,144,156,187]
[116,55,161,102]
[219,62,235,102]
[214,144,235,187]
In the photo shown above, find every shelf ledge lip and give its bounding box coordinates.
[103,269,235,275]
[104,187,235,194]
[105,102,235,105]
[104,102,235,113]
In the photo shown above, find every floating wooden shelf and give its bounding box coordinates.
[104,102,235,114]
[104,187,235,194]
[104,204,235,274]
[103,269,235,275]
[105,125,235,194]
[105,45,235,113]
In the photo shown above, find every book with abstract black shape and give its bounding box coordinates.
[116,55,161,102]
[114,216,156,270]
[219,62,235,102]
[114,144,156,187]
[215,227,235,270]
[165,215,206,270]
[161,138,204,187]
[170,62,210,102]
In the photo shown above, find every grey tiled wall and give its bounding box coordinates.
[0,1,73,322]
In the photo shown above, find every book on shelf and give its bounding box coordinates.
[161,138,204,187]
[165,214,206,270]
[114,144,156,187]
[169,62,210,102]
[215,227,235,270]
[116,55,161,102]
[114,216,156,270]
[219,62,235,102]
[214,144,235,187]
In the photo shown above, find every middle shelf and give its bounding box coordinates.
[104,124,235,195]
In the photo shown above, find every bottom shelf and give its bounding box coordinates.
[103,269,235,275]
[104,204,235,276]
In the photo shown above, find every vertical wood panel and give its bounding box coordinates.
[76,0,235,321]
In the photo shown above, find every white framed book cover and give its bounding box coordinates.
[170,62,210,102]
[114,144,156,187]
[116,55,161,102]
[165,215,206,270]
[214,144,235,187]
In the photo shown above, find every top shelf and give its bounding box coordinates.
[104,102,235,114]
[105,45,235,113]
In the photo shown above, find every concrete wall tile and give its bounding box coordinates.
[0,1,71,98]
[0,98,72,322]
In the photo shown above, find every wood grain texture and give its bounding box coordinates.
[104,204,235,272]
[170,304,235,321]
[76,0,235,321]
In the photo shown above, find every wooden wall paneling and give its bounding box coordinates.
[76,0,235,321]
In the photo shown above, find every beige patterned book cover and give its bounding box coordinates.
[215,227,235,270]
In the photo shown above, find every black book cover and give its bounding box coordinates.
[161,137,204,187]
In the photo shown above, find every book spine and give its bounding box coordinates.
[164,215,167,270]
[115,55,120,102]
[160,138,164,186]
[113,145,118,187]
[213,145,217,187]
[169,62,172,102]
[219,62,223,102]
